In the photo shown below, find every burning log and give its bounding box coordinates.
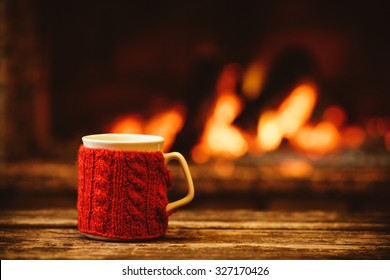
[234,48,318,130]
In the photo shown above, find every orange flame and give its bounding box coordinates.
[257,82,318,151]
[109,105,185,152]
[110,114,143,134]
[110,61,379,161]
[144,107,186,151]
[292,121,341,155]
[192,91,248,162]
[191,77,367,161]
[192,64,248,163]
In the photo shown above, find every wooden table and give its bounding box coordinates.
[1,209,390,259]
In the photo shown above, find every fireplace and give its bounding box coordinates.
[1,0,390,211]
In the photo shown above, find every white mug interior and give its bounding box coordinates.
[82,133,165,151]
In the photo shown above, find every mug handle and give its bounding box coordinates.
[163,152,195,213]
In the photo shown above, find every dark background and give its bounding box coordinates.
[32,0,390,142]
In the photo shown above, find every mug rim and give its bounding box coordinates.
[82,133,165,144]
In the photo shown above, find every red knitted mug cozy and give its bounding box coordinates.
[77,145,172,240]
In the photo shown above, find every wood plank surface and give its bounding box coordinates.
[1,209,390,259]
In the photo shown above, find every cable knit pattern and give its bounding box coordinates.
[77,145,172,240]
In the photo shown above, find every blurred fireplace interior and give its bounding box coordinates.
[1,0,390,211]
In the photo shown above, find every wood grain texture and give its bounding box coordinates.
[1,209,389,259]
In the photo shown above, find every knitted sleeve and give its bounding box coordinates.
[77,145,172,240]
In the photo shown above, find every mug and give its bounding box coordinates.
[77,133,195,241]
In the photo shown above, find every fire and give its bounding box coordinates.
[257,82,318,151]
[192,91,248,162]
[242,62,266,100]
[289,105,368,154]
[257,110,283,151]
[323,105,346,127]
[255,83,368,155]
[202,93,247,156]
[279,159,314,178]
[342,126,366,149]
[191,64,248,163]
[192,76,369,162]
[109,105,185,152]
[109,114,143,134]
[144,106,186,151]
[109,60,385,161]
[292,121,341,155]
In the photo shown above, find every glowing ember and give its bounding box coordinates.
[342,126,366,149]
[385,131,390,152]
[279,160,314,178]
[323,105,346,127]
[366,117,390,137]
[212,159,236,177]
[109,105,185,152]
[257,82,318,151]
